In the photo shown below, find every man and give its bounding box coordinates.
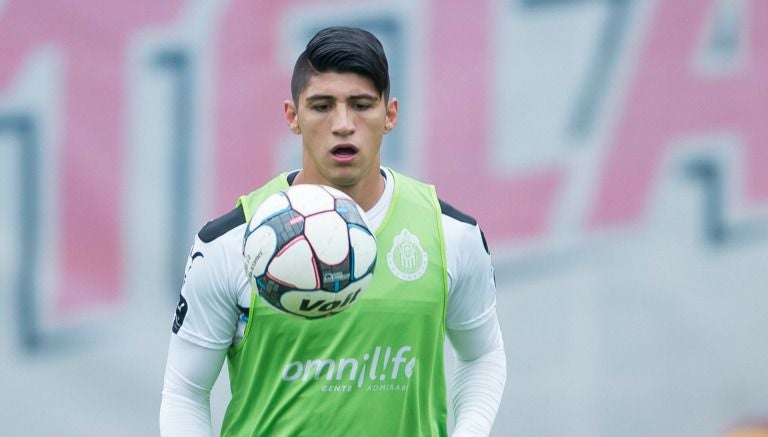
[160,26,506,436]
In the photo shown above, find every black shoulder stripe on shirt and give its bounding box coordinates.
[438,198,477,226]
[480,229,490,255]
[198,205,246,243]
[439,198,490,255]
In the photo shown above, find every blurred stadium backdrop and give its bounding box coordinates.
[1,0,767,436]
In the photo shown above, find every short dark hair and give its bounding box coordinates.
[290,26,390,103]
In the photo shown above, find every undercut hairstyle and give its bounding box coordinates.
[290,26,390,103]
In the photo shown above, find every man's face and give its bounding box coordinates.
[285,72,398,189]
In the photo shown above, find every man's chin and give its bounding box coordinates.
[327,173,360,188]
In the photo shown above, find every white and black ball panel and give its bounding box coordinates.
[316,255,352,292]
[348,225,377,279]
[249,192,291,230]
[261,209,305,249]
[286,184,335,216]
[243,224,277,279]
[320,184,351,201]
[335,198,372,230]
[304,211,349,265]
[268,237,319,289]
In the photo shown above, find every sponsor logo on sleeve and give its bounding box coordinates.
[172,295,188,334]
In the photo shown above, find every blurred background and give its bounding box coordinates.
[1,0,767,436]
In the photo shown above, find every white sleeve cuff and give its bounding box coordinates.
[448,313,507,436]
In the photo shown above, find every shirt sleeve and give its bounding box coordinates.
[443,214,507,436]
[172,225,246,350]
[448,313,507,437]
[444,215,498,334]
[159,335,227,437]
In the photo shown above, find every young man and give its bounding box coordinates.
[160,26,506,436]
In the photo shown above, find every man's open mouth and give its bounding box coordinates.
[331,145,359,157]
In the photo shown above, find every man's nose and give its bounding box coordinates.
[331,106,355,136]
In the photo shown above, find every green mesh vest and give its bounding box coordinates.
[222,170,448,437]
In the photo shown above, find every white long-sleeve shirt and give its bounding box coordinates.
[160,168,506,436]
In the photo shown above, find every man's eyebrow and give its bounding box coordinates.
[304,93,379,103]
[348,93,379,100]
[304,94,335,103]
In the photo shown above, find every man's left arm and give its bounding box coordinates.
[443,215,507,436]
[447,312,506,437]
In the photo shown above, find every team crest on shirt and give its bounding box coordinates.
[386,229,428,281]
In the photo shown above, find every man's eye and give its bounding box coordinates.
[312,104,330,111]
[353,103,372,110]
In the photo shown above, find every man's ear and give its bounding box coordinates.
[284,100,301,134]
[384,97,398,133]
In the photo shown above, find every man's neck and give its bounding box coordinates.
[292,169,385,212]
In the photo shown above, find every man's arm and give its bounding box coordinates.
[441,204,507,436]
[448,313,507,437]
[160,336,228,437]
[159,209,248,436]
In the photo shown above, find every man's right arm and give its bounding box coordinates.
[159,208,249,436]
[160,336,228,436]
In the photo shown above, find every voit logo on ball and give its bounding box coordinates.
[386,229,428,281]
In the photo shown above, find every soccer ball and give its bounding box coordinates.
[243,184,377,319]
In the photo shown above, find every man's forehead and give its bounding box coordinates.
[300,72,379,100]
